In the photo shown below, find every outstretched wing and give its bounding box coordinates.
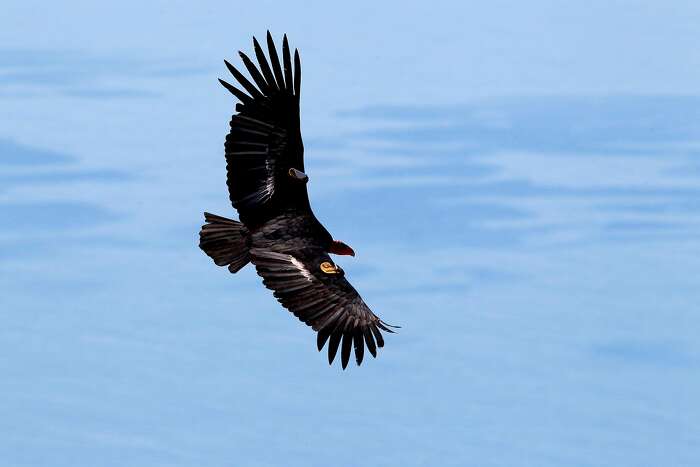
[219,32,309,226]
[250,248,396,369]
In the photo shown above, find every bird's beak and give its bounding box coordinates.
[330,240,355,256]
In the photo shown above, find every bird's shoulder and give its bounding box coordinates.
[249,209,332,252]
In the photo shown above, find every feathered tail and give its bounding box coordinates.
[199,212,250,273]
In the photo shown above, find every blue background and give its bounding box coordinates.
[2,1,699,466]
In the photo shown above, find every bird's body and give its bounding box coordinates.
[199,32,396,369]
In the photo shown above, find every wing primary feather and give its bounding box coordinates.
[353,329,364,366]
[381,320,401,329]
[253,36,277,90]
[327,329,342,365]
[238,51,269,93]
[266,31,285,91]
[224,60,263,99]
[341,331,353,370]
[370,324,384,348]
[293,48,301,99]
[317,327,332,351]
[282,34,293,92]
[363,327,377,358]
[377,321,397,333]
[218,78,252,104]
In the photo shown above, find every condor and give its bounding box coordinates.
[199,32,397,369]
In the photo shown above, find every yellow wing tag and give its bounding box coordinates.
[320,261,339,274]
[288,168,309,183]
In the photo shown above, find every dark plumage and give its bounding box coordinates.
[199,32,397,369]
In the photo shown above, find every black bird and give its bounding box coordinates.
[199,32,397,369]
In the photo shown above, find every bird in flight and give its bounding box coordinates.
[199,32,397,369]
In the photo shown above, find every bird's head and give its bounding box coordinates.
[329,239,355,257]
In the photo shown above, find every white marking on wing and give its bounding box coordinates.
[290,256,314,281]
